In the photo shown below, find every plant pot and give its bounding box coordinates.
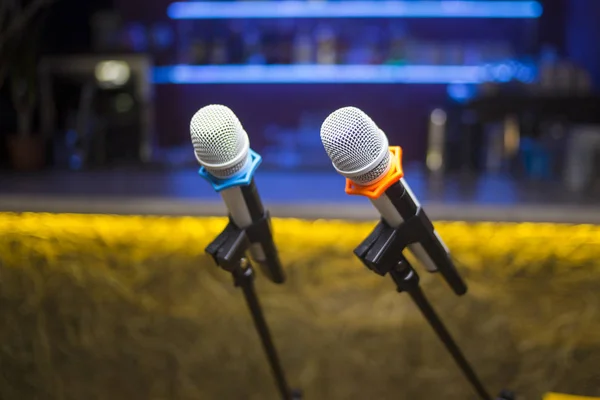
[6,135,46,171]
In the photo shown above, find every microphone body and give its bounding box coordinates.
[190,104,285,284]
[220,179,285,283]
[320,106,466,295]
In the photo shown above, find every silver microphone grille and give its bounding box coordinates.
[190,104,250,179]
[320,107,390,185]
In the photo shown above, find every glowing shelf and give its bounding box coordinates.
[167,1,543,20]
[152,63,535,85]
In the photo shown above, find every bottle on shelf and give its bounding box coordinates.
[442,42,464,66]
[315,23,337,65]
[226,20,246,64]
[242,25,266,65]
[463,41,483,66]
[386,23,407,65]
[189,38,209,65]
[406,40,441,65]
[262,28,281,65]
[343,24,381,65]
[210,37,228,65]
[276,19,295,65]
[293,27,314,65]
[367,25,385,65]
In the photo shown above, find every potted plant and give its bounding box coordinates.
[0,0,55,170]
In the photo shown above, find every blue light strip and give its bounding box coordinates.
[167,1,543,20]
[153,64,536,85]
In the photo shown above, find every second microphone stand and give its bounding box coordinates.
[206,214,302,400]
[354,208,513,400]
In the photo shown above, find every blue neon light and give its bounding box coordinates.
[167,1,543,20]
[152,64,536,85]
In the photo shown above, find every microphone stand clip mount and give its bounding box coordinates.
[205,214,302,400]
[354,207,435,277]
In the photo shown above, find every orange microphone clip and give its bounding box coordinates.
[345,146,404,200]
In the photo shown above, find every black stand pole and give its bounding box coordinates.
[206,216,301,400]
[390,260,491,400]
[233,260,300,400]
[353,210,515,400]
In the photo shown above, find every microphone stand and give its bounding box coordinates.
[354,208,514,400]
[205,215,302,400]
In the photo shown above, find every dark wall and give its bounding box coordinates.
[537,0,568,54]
[43,0,114,54]
[116,0,169,22]
[566,0,600,88]
[0,0,114,168]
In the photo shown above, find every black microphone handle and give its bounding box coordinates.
[238,180,286,284]
[382,180,467,295]
[418,231,467,295]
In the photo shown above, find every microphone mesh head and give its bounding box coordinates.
[320,107,390,185]
[190,104,249,178]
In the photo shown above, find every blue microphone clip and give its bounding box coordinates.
[198,149,262,192]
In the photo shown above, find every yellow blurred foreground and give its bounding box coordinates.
[0,212,599,399]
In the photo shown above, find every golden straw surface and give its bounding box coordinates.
[0,212,599,399]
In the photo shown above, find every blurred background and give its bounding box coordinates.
[2,0,600,214]
[1,1,600,399]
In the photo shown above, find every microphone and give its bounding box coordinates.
[320,106,467,295]
[190,104,285,284]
